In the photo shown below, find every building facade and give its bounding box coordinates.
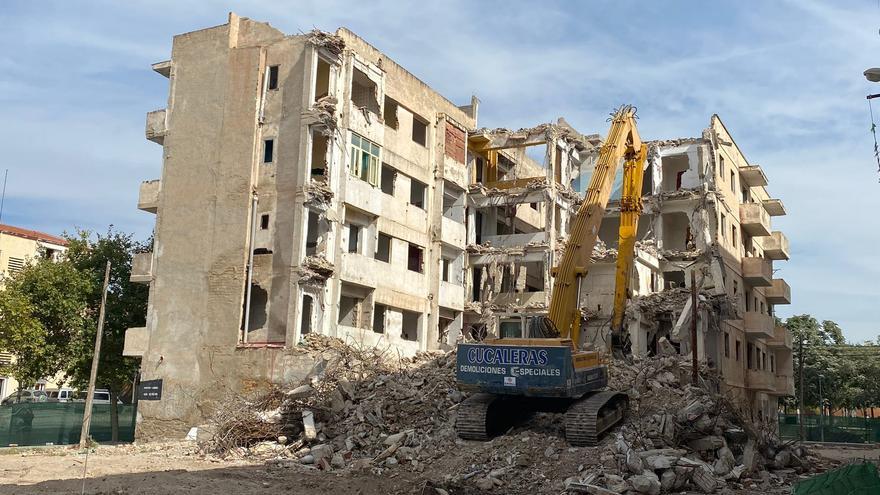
[127,14,793,428]
[0,224,68,399]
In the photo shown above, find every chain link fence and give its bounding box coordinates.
[779,414,880,444]
[0,402,136,447]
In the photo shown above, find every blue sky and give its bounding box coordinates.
[0,1,877,342]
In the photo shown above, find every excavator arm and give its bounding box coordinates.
[547,106,645,347]
[609,145,648,349]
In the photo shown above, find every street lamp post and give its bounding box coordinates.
[818,374,825,442]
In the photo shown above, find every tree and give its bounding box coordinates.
[64,228,149,441]
[0,258,91,386]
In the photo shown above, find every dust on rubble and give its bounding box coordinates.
[187,336,838,494]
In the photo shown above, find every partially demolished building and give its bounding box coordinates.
[125,13,792,428]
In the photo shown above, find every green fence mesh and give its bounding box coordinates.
[794,462,880,495]
[779,414,880,444]
[0,403,136,447]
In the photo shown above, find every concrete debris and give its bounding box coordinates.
[304,176,334,207]
[305,95,339,133]
[297,255,334,284]
[304,29,345,59]
[201,336,833,493]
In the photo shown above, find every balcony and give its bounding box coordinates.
[774,374,795,396]
[138,179,160,213]
[151,60,171,78]
[742,257,772,287]
[123,327,147,357]
[762,231,790,260]
[744,311,775,339]
[767,325,793,349]
[763,199,786,216]
[739,165,768,187]
[766,278,791,305]
[739,203,771,237]
[482,232,548,249]
[747,369,775,392]
[440,216,466,248]
[130,252,153,284]
[145,109,167,145]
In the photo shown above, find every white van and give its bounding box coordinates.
[46,388,79,402]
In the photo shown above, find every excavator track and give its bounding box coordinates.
[564,391,629,446]
[455,393,497,440]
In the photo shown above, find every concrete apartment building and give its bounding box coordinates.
[126,13,793,428]
[0,224,68,399]
[580,116,793,422]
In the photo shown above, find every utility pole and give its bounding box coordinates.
[818,374,825,443]
[79,261,111,450]
[690,270,698,385]
[798,334,805,442]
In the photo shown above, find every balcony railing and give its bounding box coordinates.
[130,252,153,284]
[740,203,771,237]
[767,325,792,349]
[742,257,772,287]
[744,311,775,339]
[766,278,791,305]
[762,231,789,260]
[774,374,795,396]
[145,109,167,145]
[138,179,160,213]
[747,369,775,392]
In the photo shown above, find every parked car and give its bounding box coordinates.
[1,389,49,405]
[46,388,80,402]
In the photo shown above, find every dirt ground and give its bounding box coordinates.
[0,441,873,495]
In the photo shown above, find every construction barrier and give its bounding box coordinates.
[794,462,880,495]
[0,402,136,447]
[779,414,880,444]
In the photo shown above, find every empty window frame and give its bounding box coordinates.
[260,214,270,230]
[770,355,775,373]
[263,139,275,163]
[407,243,424,273]
[735,340,742,362]
[310,132,329,176]
[373,304,386,334]
[347,224,361,254]
[349,133,380,186]
[267,65,279,90]
[719,155,725,178]
[314,59,330,101]
[338,295,362,327]
[375,233,392,262]
[719,213,727,242]
[732,225,738,247]
[724,332,730,358]
[730,170,736,192]
[747,342,754,369]
[401,310,419,341]
[384,97,399,129]
[410,178,427,209]
[380,164,396,195]
[441,258,451,282]
[350,67,379,114]
[412,115,428,146]
[300,294,313,335]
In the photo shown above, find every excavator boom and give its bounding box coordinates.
[548,106,645,345]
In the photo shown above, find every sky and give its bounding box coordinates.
[0,1,878,342]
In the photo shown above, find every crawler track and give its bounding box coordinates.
[564,391,629,446]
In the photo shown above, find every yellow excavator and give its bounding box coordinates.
[455,106,647,446]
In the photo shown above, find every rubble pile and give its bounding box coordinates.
[304,29,345,58]
[304,177,334,207]
[201,337,831,494]
[203,335,462,470]
[566,356,830,494]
